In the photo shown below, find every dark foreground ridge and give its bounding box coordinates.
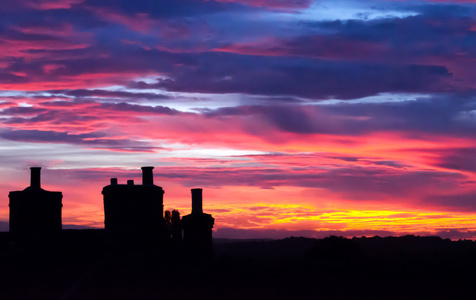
[3,167,476,299]
[1,234,476,299]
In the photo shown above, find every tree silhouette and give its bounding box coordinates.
[171,210,182,246]
[164,210,172,240]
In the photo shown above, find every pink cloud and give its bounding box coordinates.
[23,0,84,10]
[206,0,312,10]
[91,7,191,38]
[213,36,389,61]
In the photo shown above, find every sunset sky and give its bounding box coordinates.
[1,0,476,239]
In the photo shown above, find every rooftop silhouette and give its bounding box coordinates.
[102,166,167,248]
[8,167,62,237]
[182,188,215,258]
[8,166,215,260]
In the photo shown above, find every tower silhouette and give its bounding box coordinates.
[8,167,63,237]
[102,166,166,245]
[182,188,214,258]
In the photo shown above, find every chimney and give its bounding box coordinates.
[30,167,41,189]
[110,178,118,185]
[141,166,154,185]
[191,188,203,214]
[127,180,134,186]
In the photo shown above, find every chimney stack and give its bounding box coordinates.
[191,188,203,214]
[110,178,118,185]
[127,180,134,186]
[30,167,41,189]
[141,166,154,185]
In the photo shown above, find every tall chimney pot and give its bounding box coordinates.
[191,188,203,214]
[30,167,41,189]
[141,166,154,185]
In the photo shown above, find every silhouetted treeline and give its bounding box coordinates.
[1,233,476,299]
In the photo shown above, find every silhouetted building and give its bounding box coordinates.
[182,188,214,258]
[102,167,166,244]
[9,167,63,236]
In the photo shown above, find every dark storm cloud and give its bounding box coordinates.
[0,129,105,143]
[1,28,69,43]
[432,148,476,173]
[314,4,476,41]
[241,11,476,61]
[4,47,179,78]
[426,192,476,212]
[136,54,451,99]
[153,165,463,200]
[0,106,48,116]
[0,72,29,84]
[98,102,182,115]
[81,0,256,18]
[201,93,476,138]
[2,109,99,125]
[0,129,159,152]
[49,89,172,101]
[0,98,182,133]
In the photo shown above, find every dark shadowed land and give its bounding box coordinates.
[0,231,475,300]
